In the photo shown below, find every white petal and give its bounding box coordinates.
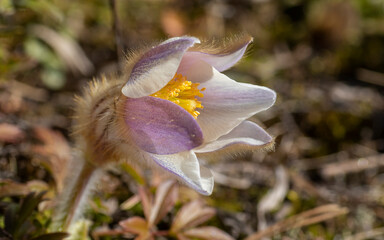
[194,121,273,153]
[122,37,199,98]
[177,39,251,74]
[150,151,214,195]
[184,60,276,142]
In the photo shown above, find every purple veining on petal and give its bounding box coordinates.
[124,96,203,155]
[177,38,252,75]
[122,37,199,98]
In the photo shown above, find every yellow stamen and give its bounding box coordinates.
[151,73,204,118]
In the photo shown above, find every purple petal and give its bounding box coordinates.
[122,36,200,98]
[177,38,252,74]
[194,121,273,153]
[124,96,203,155]
[184,60,276,142]
[150,151,214,195]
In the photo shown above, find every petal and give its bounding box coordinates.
[194,121,273,153]
[122,36,200,98]
[184,60,276,142]
[150,151,214,195]
[124,96,203,155]
[178,38,252,74]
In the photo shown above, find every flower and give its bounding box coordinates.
[119,36,276,195]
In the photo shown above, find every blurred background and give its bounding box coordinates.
[1,0,384,239]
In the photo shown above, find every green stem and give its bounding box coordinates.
[51,156,100,231]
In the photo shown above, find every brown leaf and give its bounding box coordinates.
[138,187,152,221]
[32,127,71,193]
[0,123,25,144]
[176,233,191,240]
[0,90,23,114]
[119,217,152,240]
[0,179,49,197]
[161,9,186,37]
[170,200,216,234]
[183,226,234,240]
[120,194,140,211]
[92,226,129,240]
[148,180,178,227]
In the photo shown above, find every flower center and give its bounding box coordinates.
[151,73,205,119]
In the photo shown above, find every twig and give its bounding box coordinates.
[109,0,124,66]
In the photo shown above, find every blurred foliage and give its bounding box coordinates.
[1,0,384,239]
[1,192,67,240]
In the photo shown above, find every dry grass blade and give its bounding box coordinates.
[345,227,384,240]
[246,204,348,240]
[30,24,94,75]
[289,170,329,200]
[258,165,289,231]
[7,80,49,102]
[321,154,384,177]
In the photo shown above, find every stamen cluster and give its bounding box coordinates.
[151,73,205,118]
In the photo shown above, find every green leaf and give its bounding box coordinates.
[30,232,69,240]
[41,68,66,90]
[16,192,46,230]
[24,38,63,69]
[4,203,19,234]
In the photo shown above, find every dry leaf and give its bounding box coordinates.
[0,123,25,143]
[138,187,152,221]
[120,194,140,211]
[183,226,235,240]
[92,226,130,240]
[119,217,152,240]
[0,179,48,197]
[32,127,71,192]
[0,91,23,114]
[170,200,216,234]
[148,180,178,227]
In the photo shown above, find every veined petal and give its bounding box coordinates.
[124,96,203,155]
[150,151,214,195]
[122,36,200,98]
[184,60,276,142]
[194,121,273,153]
[178,38,252,74]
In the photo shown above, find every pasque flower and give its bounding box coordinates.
[53,36,275,231]
[118,36,276,195]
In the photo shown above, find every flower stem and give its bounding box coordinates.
[51,155,101,231]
